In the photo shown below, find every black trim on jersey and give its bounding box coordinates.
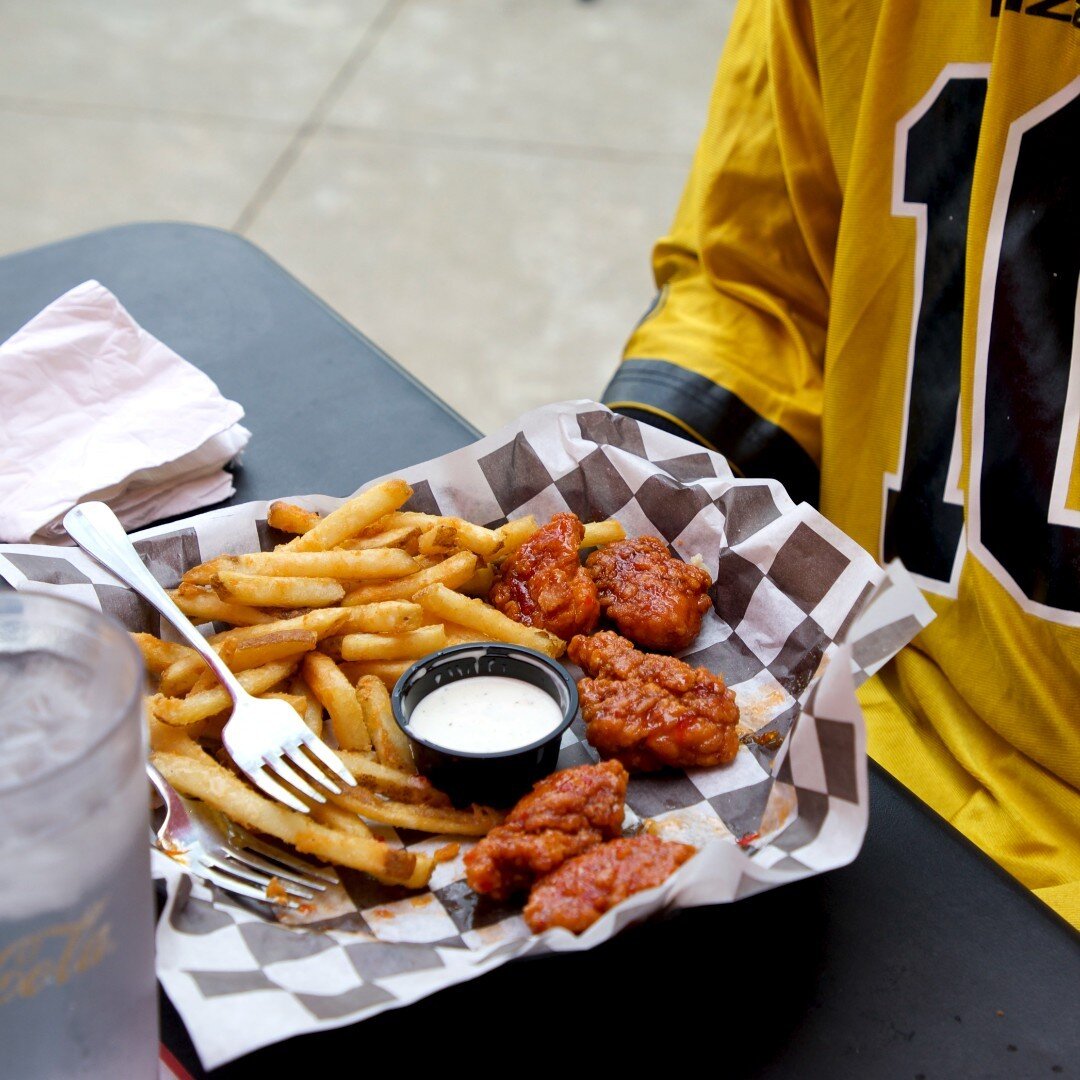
[603,358,821,507]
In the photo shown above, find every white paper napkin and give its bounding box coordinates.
[0,280,250,543]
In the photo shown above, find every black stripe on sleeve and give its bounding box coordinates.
[603,358,820,507]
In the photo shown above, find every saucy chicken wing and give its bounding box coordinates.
[490,512,600,642]
[585,535,712,652]
[568,631,740,772]
[464,759,628,900]
[524,833,696,934]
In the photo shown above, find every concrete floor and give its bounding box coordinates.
[0,0,733,434]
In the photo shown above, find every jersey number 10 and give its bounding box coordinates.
[884,65,1080,625]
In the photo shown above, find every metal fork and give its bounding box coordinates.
[64,500,356,812]
[147,761,336,907]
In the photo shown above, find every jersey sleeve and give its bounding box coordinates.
[602,0,841,507]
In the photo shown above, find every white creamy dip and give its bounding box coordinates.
[407,675,563,753]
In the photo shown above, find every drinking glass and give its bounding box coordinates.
[0,591,158,1079]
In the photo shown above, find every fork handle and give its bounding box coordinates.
[63,501,245,700]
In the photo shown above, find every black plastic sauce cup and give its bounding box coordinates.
[391,643,579,808]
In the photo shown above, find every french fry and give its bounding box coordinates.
[285,479,413,552]
[459,565,495,598]
[213,571,344,609]
[338,524,420,550]
[159,652,210,697]
[494,515,538,557]
[417,524,459,556]
[189,667,219,695]
[356,676,416,774]
[342,550,477,605]
[379,512,503,558]
[267,501,321,535]
[170,584,278,626]
[334,601,424,634]
[219,628,318,671]
[581,518,627,548]
[437,621,501,647]
[333,749,452,806]
[259,691,307,717]
[328,784,502,837]
[413,582,565,658]
[337,659,413,689]
[221,548,417,581]
[288,673,324,737]
[209,608,348,647]
[301,652,372,751]
[180,556,233,587]
[150,659,299,726]
[339,624,447,662]
[152,748,429,886]
[131,633,194,675]
[308,800,374,840]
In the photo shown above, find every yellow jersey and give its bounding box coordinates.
[604,0,1080,927]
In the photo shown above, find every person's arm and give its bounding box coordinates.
[603,0,840,507]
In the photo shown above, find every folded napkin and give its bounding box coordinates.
[0,280,250,543]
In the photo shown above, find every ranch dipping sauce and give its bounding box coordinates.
[407,675,564,754]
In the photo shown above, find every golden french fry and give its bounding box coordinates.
[417,524,459,556]
[356,676,416,774]
[342,550,477,605]
[308,801,374,840]
[159,652,210,697]
[339,624,447,662]
[222,548,417,581]
[494,515,538,557]
[337,659,413,689]
[267,501,321,535]
[301,652,372,751]
[459,565,495,598]
[437,621,501,647]
[328,784,502,837]
[152,748,428,886]
[131,634,194,675]
[219,628,318,671]
[333,749,452,806]
[209,608,348,648]
[150,659,299,726]
[259,691,307,717]
[189,668,219,695]
[180,556,233,587]
[170,585,277,626]
[581,518,627,548]
[339,524,421,551]
[379,512,503,558]
[212,571,344,609]
[288,674,325,737]
[334,601,424,634]
[284,479,413,552]
[413,582,565,658]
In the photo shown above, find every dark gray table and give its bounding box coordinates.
[2,224,1076,1079]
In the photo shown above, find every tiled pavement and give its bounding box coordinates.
[0,0,734,433]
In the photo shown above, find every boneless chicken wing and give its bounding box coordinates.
[568,631,740,772]
[490,513,600,642]
[585,535,712,652]
[464,760,628,900]
[524,834,696,934]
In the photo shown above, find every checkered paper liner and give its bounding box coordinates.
[0,400,933,1069]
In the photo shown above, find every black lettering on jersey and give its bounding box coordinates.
[991,0,1080,26]
[1025,0,1073,21]
[884,78,987,583]
[980,93,1080,612]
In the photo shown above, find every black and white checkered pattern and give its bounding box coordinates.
[0,401,932,1069]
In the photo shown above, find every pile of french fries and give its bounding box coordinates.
[137,478,625,893]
